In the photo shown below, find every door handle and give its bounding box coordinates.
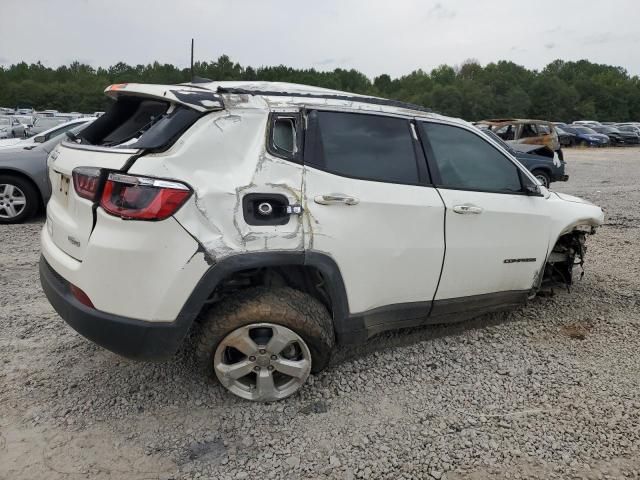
[314,194,359,206]
[452,204,483,214]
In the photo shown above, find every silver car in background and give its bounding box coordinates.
[0,117,93,148]
[0,116,29,139]
[0,119,94,223]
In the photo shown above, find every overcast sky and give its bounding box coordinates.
[2,0,640,78]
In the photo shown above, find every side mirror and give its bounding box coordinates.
[525,183,542,196]
[33,135,45,143]
[518,169,543,196]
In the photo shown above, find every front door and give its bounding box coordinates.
[418,121,551,304]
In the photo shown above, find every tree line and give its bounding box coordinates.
[1,55,639,122]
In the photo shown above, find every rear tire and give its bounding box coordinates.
[195,287,335,401]
[0,175,39,224]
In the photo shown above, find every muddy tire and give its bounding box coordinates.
[195,287,334,401]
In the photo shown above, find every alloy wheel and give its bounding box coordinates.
[0,183,27,219]
[213,323,312,401]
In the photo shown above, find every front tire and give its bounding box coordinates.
[0,175,39,224]
[195,287,335,402]
[532,169,551,189]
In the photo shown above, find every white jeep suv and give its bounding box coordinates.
[40,81,604,402]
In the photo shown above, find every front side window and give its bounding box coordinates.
[421,122,522,193]
[309,111,420,184]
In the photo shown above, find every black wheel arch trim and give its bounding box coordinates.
[182,250,352,344]
[41,246,531,360]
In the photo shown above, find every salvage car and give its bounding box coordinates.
[476,118,563,160]
[617,124,640,137]
[480,129,568,188]
[0,122,91,223]
[554,126,577,147]
[40,82,604,402]
[565,126,609,147]
[591,125,639,145]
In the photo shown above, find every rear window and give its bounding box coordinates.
[78,96,203,150]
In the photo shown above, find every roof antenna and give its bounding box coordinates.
[190,38,194,81]
[190,38,213,84]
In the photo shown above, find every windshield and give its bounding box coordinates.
[575,127,597,134]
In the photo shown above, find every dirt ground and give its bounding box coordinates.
[1,147,639,480]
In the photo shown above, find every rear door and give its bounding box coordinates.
[302,110,445,316]
[418,121,551,305]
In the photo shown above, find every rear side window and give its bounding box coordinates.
[421,122,522,193]
[267,113,302,162]
[493,124,516,140]
[537,124,551,135]
[309,111,420,184]
[520,123,539,138]
[78,97,202,150]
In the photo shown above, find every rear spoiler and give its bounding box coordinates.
[104,83,224,112]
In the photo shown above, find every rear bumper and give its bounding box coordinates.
[39,256,187,360]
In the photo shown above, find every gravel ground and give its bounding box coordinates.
[1,147,639,480]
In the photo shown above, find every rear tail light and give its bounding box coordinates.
[72,167,102,200]
[100,173,191,221]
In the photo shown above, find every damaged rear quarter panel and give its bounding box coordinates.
[127,104,305,263]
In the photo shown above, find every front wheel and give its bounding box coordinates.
[195,287,335,402]
[532,169,551,189]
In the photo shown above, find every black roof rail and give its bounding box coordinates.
[216,87,433,114]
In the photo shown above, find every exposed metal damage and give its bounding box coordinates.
[542,228,591,292]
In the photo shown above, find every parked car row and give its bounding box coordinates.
[0,107,101,140]
[554,121,640,146]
